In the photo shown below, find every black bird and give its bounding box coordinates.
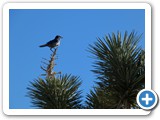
[39,35,63,51]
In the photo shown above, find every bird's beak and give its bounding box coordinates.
[60,36,63,39]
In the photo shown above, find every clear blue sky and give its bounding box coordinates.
[9,9,145,109]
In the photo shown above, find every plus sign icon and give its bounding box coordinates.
[137,89,158,110]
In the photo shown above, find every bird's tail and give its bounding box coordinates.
[39,44,47,47]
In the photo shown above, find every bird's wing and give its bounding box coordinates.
[46,39,57,45]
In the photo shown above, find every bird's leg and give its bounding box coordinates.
[54,48,58,56]
[50,48,54,52]
[54,48,57,51]
[53,47,58,52]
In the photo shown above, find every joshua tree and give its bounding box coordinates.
[27,48,82,109]
[86,31,145,109]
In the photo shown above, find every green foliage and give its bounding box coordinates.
[27,74,82,109]
[86,31,145,109]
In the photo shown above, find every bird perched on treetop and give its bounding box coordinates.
[39,35,63,51]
